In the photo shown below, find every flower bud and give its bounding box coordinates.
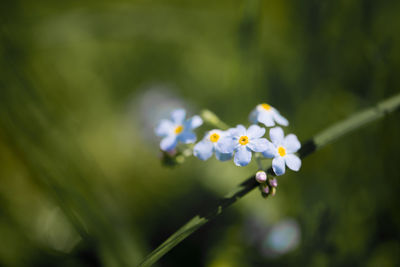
[166,149,177,156]
[200,110,221,126]
[255,171,267,183]
[261,184,270,194]
[269,178,278,188]
[271,187,277,196]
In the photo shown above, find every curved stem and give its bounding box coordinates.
[138,93,400,267]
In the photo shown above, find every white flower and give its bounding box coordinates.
[249,103,289,127]
[262,127,301,176]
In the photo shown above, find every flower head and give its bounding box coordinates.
[193,129,233,161]
[249,103,289,127]
[155,109,203,151]
[218,125,270,167]
[262,127,301,176]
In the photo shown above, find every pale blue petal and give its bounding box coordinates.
[215,150,233,161]
[212,129,225,137]
[171,109,186,124]
[178,130,196,144]
[216,137,236,153]
[247,125,265,139]
[193,140,214,160]
[186,115,203,130]
[270,127,284,145]
[247,138,270,152]
[155,119,173,137]
[160,135,177,151]
[284,134,301,153]
[234,146,252,167]
[273,110,289,126]
[285,154,301,171]
[220,130,232,139]
[249,109,258,124]
[230,124,246,138]
[262,142,277,158]
[258,111,275,127]
[227,127,238,136]
[272,157,286,176]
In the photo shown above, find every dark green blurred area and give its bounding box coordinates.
[1,0,400,266]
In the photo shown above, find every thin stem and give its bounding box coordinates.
[138,93,400,267]
[255,153,264,170]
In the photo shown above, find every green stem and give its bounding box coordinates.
[255,153,264,170]
[138,93,400,267]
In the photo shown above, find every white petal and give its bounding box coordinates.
[187,115,203,129]
[247,138,270,152]
[160,135,177,151]
[273,110,289,126]
[285,154,301,171]
[247,125,265,139]
[270,127,285,145]
[171,109,186,124]
[272,157,286,176]
[155,119,173,137]
[234,146,252,167]
[284,134,301,153]
[261,142,277,158]
[258,111,275,127]
[193,140,214,161]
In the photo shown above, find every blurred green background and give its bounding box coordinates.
[1,0,400,266]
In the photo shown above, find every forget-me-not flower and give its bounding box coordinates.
[155,108,203,151]
[249,103,289,127]
[193,129,233,161]
[262,127,301,176]
[218,125,270,167]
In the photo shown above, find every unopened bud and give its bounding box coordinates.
[166,149,177,156]
[175,155,185,164]
[255,171,267,183]
[269,178,278,188]
[261,184,270,194]
[200,110,220,125]
[271,187,277,196]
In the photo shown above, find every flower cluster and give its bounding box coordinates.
[155,103,301,177]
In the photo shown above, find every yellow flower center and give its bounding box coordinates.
[261,103,271,111]
[239,136,249,145]
[209,133,220,143]
[174,125,183,134]
[278,146,286,157]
